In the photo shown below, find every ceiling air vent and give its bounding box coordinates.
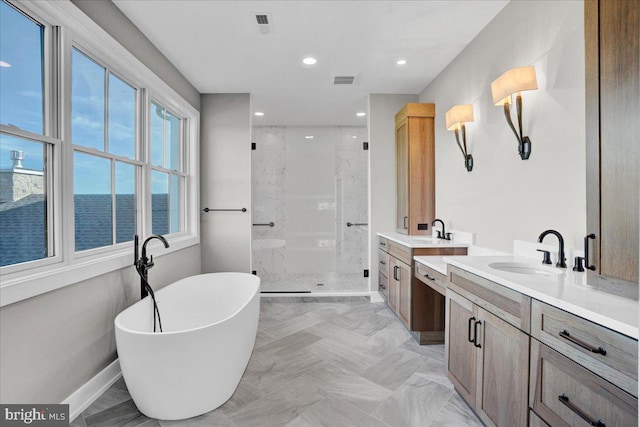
[255,14,272,34]
[334,76,355,85]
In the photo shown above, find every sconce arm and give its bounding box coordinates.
[503,102,521,143]
[516,94,524,142]
[454,128,468,159]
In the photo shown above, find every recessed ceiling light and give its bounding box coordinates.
[0,61,11,68]
[305,135,314,139]
[302,57,317,65]
[396,59,407,65]
[352,136,357,139]
[356,112,366,117]
[254,112,264,116]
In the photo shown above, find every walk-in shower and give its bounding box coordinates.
[251,126,368,293]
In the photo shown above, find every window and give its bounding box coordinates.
[71,48,139,252]
[0,1,53,267]
[150,102,184,236]
[0,0,199,305]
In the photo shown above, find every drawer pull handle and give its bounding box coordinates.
[468,317,476,343]
[473,320,482,348]
[393,265,399,281]
[558,394,606,427]
[423,273,436,281]
[380,260,386,265]
[379,284,386,290]
[380,242,387,246]
[559,330,607,355]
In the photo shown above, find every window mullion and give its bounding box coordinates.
[104,69,109,153]
[111,159,116,246]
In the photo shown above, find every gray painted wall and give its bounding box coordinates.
[419,0,585,252]
[0,245,201,403]
[367,94,419,291]
[70,0,201,110]
[200,94,252,273]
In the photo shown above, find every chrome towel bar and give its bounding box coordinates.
[253,222,275,227]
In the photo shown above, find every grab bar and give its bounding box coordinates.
[202,207,247,212]
[347,222,368,227]
[253,222,275,227]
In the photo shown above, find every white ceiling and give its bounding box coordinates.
[113,0,509,126]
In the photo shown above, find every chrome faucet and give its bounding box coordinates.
[134,234,170,299]
[432,218,450,240]
[537,229,567,268]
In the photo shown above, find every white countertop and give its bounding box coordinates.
[443,255,639,339]
[414,256,448,275]
[378,231,469,249]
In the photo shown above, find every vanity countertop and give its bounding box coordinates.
[377,232,469,249]
[443,255,639,339]
[414,256,448,275]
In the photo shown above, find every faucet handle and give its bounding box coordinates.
[537,249,552,265]
[445,232,452,241]
[573,257,585,272]
[435,230,443,239]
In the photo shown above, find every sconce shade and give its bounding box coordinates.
[445,104,474,131]
[491,66,538,106]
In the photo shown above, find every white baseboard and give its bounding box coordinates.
[62,359,122,422]
[369,291,384,303]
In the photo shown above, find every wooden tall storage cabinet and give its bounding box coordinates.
[585,0,639,287]
[395,103,436,236]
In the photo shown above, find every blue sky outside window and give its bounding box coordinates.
[0,1,44,136]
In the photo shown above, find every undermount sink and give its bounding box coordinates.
[488,262,563,276]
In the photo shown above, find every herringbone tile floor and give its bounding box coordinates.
[71,297,483,427]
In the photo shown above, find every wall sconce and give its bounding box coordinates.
[491,65,538,160]
[445,104,474,172]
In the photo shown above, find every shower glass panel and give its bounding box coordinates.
[252,127,368,293]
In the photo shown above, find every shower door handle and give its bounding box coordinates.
[347,222,368,227]
[253,222,275,227]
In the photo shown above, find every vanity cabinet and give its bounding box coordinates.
[585,0,639,286]
[394,103,435,236]
[446,266,530,427]
[378,236,466,343]
[446,265,639,427]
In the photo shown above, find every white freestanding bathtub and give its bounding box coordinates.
[114,273,260,420]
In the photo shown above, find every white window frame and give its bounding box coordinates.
[0,0,200,307]
[148,98,188,237]
[0,1,61,274]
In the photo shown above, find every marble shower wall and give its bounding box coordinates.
[252,126,368,286]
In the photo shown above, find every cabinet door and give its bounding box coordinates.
[395,121,409,234]
[446,290,477,407]
[475,307,529,427]
[388,259,399,313]
[396,259,411,328]
[585,0,639,285]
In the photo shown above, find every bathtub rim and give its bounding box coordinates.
[115,272,260,336]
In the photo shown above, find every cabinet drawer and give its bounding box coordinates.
[378,250,390,278]
[530,340,637,427]
[388,241,413,265]
[448,265,531,333]
[531,300,638,396]
[415,263,445,295]
[378,237,389,252]
[378,272,388,300]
